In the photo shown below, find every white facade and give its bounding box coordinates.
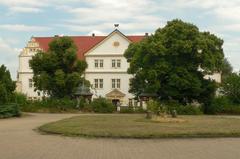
[16,29,222,104]
[85,31,134,105]
[16,30,136,105]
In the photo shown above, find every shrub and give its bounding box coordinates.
[20,97,78,113]
[206,96,240,115]
[0,103,21,118]
[91,97,115,113]
[14,92,28,106]
[120,106,134,113]
[165,101,203,115]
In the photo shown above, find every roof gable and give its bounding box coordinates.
[33,31,144,60]
[84,29,134,56]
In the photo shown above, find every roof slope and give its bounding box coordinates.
[34,35,144,60]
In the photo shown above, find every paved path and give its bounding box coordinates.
[0,113,240,159]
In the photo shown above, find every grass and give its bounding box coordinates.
[39,114,240,138]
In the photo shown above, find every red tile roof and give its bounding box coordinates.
[34,35,145,60]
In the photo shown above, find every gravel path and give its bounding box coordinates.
[0,113,240,159]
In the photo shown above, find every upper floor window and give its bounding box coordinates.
[112,79,120,88]
[112,59,121,68]
[94,79,103,89]
[29,79,33,88]
[94,59,104,68]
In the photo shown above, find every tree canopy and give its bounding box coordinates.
[0,65,15,104]
[124,19,225,104]
[30,37,88,98]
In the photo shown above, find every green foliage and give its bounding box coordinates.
[124,19,224,105]
[146,99,202,115]
[14,92,28,106]
[30,37,88,98]
[205,96,240,115]
[221,58,233,80]
[205,96,230,114]
[91,97,115,113]
[120,106,134,113]
[221,73,240,104]
[20,98,77,113]
[0,65,15,104]
[147,99,167,114]
[119,106,145,113]
[0,104,21,118]
[165,101,203,115]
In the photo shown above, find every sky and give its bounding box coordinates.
[0,0,240,79]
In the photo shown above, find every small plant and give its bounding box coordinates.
[147,99,168,117]
[91,97,115,113]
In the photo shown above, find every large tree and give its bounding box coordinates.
[0,65,15,104]
[30,37,88,98]
[124,19,224,104]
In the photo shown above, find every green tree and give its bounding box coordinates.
[221,58,233,80]
[221,73,240,104]
[30,37,88,98]
[124,19,224,105]
[0,65,15,104]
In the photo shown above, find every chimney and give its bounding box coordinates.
[92,33,95,37]
[145,33,149,36]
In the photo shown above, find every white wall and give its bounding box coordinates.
[85,31,134,106]
[17,39,42,99]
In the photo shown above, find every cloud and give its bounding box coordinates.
[9,6,42,13]
[57,0,164,34]
[0,37,20,79]
[0,24,51,32]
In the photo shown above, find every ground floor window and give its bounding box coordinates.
[112,79,120,88]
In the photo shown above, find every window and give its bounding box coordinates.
[99,60,103,68]
[99,79,103,88]
[112,79,120,88]
[94,79,103,89]
[94,60,98,68]
[112,59,116,68]
[94,59,104,68]
[117,59,121,68]
[112,59,121,68]
[29,79,33,88]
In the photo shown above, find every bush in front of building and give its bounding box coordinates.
[165,100,203,115]
[0,103,21,119]
[91,97,115,113]
[119,106,145,113]
[20,97,78,113]
[204,96,240,115]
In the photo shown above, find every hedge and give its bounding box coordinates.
[0,104,21,118]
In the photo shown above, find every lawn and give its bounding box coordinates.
[39,114,240,138]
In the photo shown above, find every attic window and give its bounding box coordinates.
[113,41,120,47]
